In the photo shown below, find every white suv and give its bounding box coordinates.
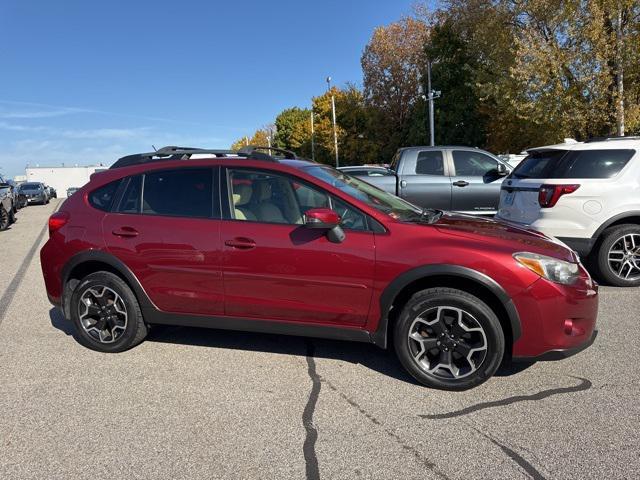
[496,136,640,287]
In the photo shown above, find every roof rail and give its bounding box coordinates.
[109,145,285,169]
[584,136,640,143]
[238,145,297,159]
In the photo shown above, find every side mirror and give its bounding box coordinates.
[304,208,345,243]
[304,208,341,229]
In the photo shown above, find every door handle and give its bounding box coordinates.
[453,180,470,187]
[400,180,407,188]
[225,237,256,250]
[112,226,139,238]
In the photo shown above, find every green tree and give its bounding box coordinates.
[274,107,313,157]
[422,19,487,147]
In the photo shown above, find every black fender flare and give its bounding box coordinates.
[591,211,640,239]
[61,250,156,317]
[370,264,522,348]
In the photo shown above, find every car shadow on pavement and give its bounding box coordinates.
[49,308,535,385]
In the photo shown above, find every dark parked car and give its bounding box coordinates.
[5,179,26,209]
[19,182,49,205]
[0,177,16,230]
[41,146,597,390]
[346,146,512,215]
[47,186,57,199]
[66,187,79,197]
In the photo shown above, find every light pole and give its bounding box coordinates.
[326,76,339,167]
[310,110,316,162]
[425,61,441,147]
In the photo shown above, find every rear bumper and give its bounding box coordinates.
[511,275,598,359]
[557,236,596,257]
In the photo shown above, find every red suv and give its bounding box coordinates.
[40,146,598,390]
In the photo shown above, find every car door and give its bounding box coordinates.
[101,167,225,316]
[220,167,375,327]
[397,149,452,210]
[449,149,509,214]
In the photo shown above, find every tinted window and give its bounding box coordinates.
[513,149,635,179]
[117,176,142,214]
[143,169,213,218]
[20,183,42,191]
[452,151,498,176]
[556,149,634,178]
[511,151,565,179]
[415,151,444,175]
[89,180,120,212]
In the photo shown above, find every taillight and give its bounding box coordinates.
[538,184,580,208]
[48,211,69,236]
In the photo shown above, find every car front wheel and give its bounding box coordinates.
[70,271,148,352]
[0,206,9,231]
[394,288,505,390]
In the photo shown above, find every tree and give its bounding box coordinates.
[422,19,487,147]
[361,17,430,157]
[274,107,313,157]
[230,127,273,151]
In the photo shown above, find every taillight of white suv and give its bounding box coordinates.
[538,184,580,208]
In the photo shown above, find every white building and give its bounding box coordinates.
[25,165,108,197]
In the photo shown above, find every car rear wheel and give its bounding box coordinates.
[596,224,640,287]
[70,271,148,352]
[393,288,504,390]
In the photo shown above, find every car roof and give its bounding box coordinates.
[528,137,640,153]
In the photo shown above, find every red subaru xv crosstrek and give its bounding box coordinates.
[40,146,598,390]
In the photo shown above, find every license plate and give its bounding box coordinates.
[504,192,515,206]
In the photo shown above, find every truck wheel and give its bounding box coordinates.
[70,271,148,352]
[596,224,640,287]
[394,288,505,391]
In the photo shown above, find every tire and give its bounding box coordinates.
[0,206,8,231]
[595,224,640,287]
[70,271,148,352]
[393,287,505,391]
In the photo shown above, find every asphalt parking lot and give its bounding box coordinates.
[0,200,638,480]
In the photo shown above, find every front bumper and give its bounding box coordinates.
[511,273,598,360]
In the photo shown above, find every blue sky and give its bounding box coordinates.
[0,0,422,178]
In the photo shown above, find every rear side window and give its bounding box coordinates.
[556,149,634,178]
[452,150,498,176]
[117,176,142,214]
[89,180,120,212]
[142,168,213,218]
[513,149,635,179]
[415,151,444,175]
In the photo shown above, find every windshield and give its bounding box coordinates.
[303,165,440,223]
[20,183,42,191]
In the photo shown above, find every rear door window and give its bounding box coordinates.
[415,151,445,175]
[117,176,142,214]
[452,150,499,176]
[142,169,214,218]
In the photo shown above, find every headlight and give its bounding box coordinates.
[513,252,579,285]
